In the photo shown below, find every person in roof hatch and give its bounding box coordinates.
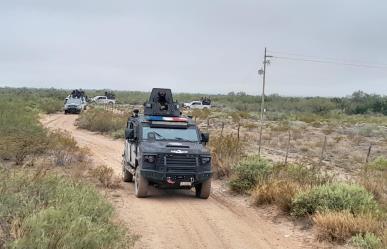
[157,91,168,110]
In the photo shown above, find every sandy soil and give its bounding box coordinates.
[41,114,331,249]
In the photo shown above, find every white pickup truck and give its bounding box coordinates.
[91,96,116,105]
[183,101,211,110]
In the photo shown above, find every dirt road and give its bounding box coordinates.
[42,114,321,249]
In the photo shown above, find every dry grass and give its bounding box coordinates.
[313,211,384,243]
[252,180,305,212]
[252,163,330,212]
[0,167,130,249]
[359,157,387,208]
[209,134,244,178]
[48,129,90,166]
[77,107,128,135]
[90,165,121,189]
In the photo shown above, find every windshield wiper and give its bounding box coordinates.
[151,131,167,140]
[174,137,194,142]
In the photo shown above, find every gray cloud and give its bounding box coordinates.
[1,0,386,96]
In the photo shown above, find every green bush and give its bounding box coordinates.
[0,99,49,164]
[38,97,64,114]
[368,157,387,171]
[229,156,272,193]
[291,183,379,217]
[253,163,330,212]
[360,157,387,204]
[0,98,86,165]
[351,233,383,249]
[275,164,332,187]
[0,169,130,249]
[76,108,128,134]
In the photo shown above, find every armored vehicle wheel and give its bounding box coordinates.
[134,167,148,198]
[122,160,133,182]
[195,179,211,199]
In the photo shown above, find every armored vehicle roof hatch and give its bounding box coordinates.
[144,88,180,117]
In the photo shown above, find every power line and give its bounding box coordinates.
[271,55,387,69]
[269,50,387,67]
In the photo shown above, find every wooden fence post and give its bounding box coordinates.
[365,143,372,163]
[221,122,224,137]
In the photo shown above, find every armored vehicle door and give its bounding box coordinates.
[124,120,133,165]
[129,122,138,166]
[124,120,138,167]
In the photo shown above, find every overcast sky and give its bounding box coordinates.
[1,0,386,96]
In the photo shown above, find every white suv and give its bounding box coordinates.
[184,101,211,110]
[92,96,116,105]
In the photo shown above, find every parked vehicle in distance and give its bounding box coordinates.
[64,96,87,114]
[183,101,211,110]
[91,96,116,105]
[122,88,212,198]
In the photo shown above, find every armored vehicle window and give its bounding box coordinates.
[142,126,199,142]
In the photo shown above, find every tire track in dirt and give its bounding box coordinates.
[41,114,323,249]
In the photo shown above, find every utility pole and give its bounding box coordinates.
[258,47,272,157]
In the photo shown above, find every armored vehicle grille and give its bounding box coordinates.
[159,154,198,173]
[166,154,197,166]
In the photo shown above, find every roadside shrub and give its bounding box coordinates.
[229,156,272,193]
[253,180,303,212]
[209,134,244,178]
[37,97,63,114]
[48,130,89,166]
[253,164,331,212]
[189,108,211,121]
[0,168,129,249]
[368,156,387,171]
[0,99,49,164]
[351,233,383,249]
[111,128,125,139]
[275,164,332,187]
[291,183,378,217]
[313,211,383,243]
[77,108,128,134]
[90,165,121,189]
[359,157,387,204]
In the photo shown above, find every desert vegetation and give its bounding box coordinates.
[0,91,133,248]
[228,155,386,248]
[3,87,387,248]
[76,107,129,139]
[0,167,130,249]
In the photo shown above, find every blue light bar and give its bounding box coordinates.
[146,116,188,122]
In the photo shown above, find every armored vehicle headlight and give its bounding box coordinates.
[201,157,211,164]
[144,155,156,163]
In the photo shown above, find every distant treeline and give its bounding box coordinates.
[1,87,386,115]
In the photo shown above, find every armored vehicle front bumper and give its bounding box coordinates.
[64,105,81,113]
[140,153,212,187]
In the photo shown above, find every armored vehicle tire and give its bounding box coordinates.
[134,167,148,198]
[195,179,211,199]
[122,161,133,182]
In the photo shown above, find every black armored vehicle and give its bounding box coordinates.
[122,88,212,198]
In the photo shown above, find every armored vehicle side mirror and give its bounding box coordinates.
[201,132,209,143]
[125,128,134,140]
